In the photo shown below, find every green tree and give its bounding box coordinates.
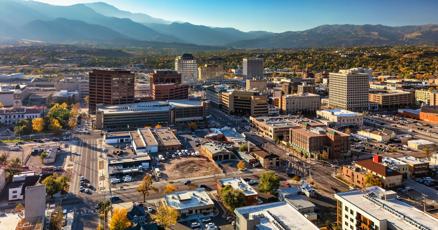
[97,200,112,229]
[258,171,280,194]
[219,185,245,211]
[42,174,69,197]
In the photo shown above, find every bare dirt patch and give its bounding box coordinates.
[163,157,221,180]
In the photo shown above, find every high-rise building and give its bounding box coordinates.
[149,70,189,101]
[221,90,268,117]
[88,69,135,114]
[175,53,198,84]
[198,64,224,81]
[243,58,264,79]
[281,93,321,114]
[329,68,370,112]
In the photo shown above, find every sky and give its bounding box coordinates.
[34,0,438,32]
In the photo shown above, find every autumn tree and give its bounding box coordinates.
[258,171,280,194]
[49,206,64,230]
[163,183,177,194]
[0,153,8,165]
[109,208,131,230]
[155,124,162,129]
[49,118,62,134]
[15,203,24,214]
[153,204,179,229]
[187,122,198,131]
[237,160,246,171]
[32,118,45,132]
[219,185,245,211]
[364,173,383,187]
[137,175,154,202]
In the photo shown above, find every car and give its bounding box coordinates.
[146,206,155,213]
[110,196,121,203]
[184,180,192,186]
[204,223,217,230]
[199,184,212,191]
[190,222,201,228]
[201,217,212,223]
[79,186,85,192]
[248,179,258,185]
[111,178,120,184]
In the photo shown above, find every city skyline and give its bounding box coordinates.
[34,0,438,32]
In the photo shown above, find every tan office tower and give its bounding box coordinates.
[329,68,370,112]
[89,69,135,114]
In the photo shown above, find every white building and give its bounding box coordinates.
[381,157,410,178]
[335,186,438,230]
[8,172,39,201]
[407,139,436,151]
[0,106,44,125]
[175,53,198,84]
[164,189,215,221]
[317,109,363,127]
[234,202,319,230]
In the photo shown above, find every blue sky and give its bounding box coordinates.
[35,0,438,32]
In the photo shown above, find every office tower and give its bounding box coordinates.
[88,69,135,114]
[329,68,370,112]
[175,53,198,84]
[243,57,264,79]
[149,70,189,101]
[198,64,225,81]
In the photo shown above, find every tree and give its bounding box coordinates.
[258,171,280,194]
[109,208,131,230]
[49,206,64,230]
[32,118,45,133]
[14,119,32,135]
[49,118,62,134]
[137,175,154,202]
[219,185,245,211]
[0,101,3,108]
[83,96,89,106]
[6,157,22,177]
[97,200,112,230]
[163,184,177,194]
[155,124,162,129]
[0,153,8,165]
[152,204,179,229]
[15,203,24,214]
[68,117,77,129]
[239,143,248,152]
[237,160,246,171]
[42,174,69,197]
[364,173,383,187]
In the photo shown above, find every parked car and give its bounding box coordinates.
[110,196,121,203]
[191,221,201,228]
[184,180,192,186]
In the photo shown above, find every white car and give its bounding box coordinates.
[123,176,132,182]
[111,178,120,184]
[205,223,217,230]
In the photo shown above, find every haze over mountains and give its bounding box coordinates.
[0,0,437,48]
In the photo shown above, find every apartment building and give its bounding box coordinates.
[175,53,198,84]
[281,93,321,114]
[250,115,300,142]
[88,69,135,114]
[149,70,189,101]
[0,106,44,125]
[329,68,370,111]
[415,89,438,106]
[242,57,264,79]
[335,187,438,230]
[369,90,414,110]
[221,90,268,117]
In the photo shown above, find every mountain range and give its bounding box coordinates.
[0,0,437,49]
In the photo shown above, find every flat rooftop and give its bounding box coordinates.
[154,128,181,147]
[335,190,438,230]
[219,177,257,196]
[0,213,21,230]
[164,189,214,210]
[235,202,318,230]
[109,155,151,165]
[138,128,158,146]
[201,142,231,155]
[398,156,429,165]
[251,115,300,128]
[130,131,145,148]
[318,109,361,117]
[98,101,172,113]
[168,100,203,108]
[106,131,131,138]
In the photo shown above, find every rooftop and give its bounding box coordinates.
[164,189,214,210]
[356,159,400,177]
[407,139,435,145]
[335,188,438,230]
[168,99,203,108]
[218,177,257,196]
[398,156,430,165]
[154,128,181,147]
[235,202,318,230]
[201,142,232,155]
[318,109,362,117]
[137,128,159,147]
[97,101,172,113]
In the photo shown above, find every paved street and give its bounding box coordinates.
[71,135,100,195]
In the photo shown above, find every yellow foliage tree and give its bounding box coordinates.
[109,208,131,230]
[236,160,246,171]
[137,175,154,202]
[32,118,45,133]
[153,204,179,229]
[155,124,162,129]
[163,184,177,194]
[364,173,383,187]
[49,118,62,133]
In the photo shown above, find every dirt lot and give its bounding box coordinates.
[163,156,222,180]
